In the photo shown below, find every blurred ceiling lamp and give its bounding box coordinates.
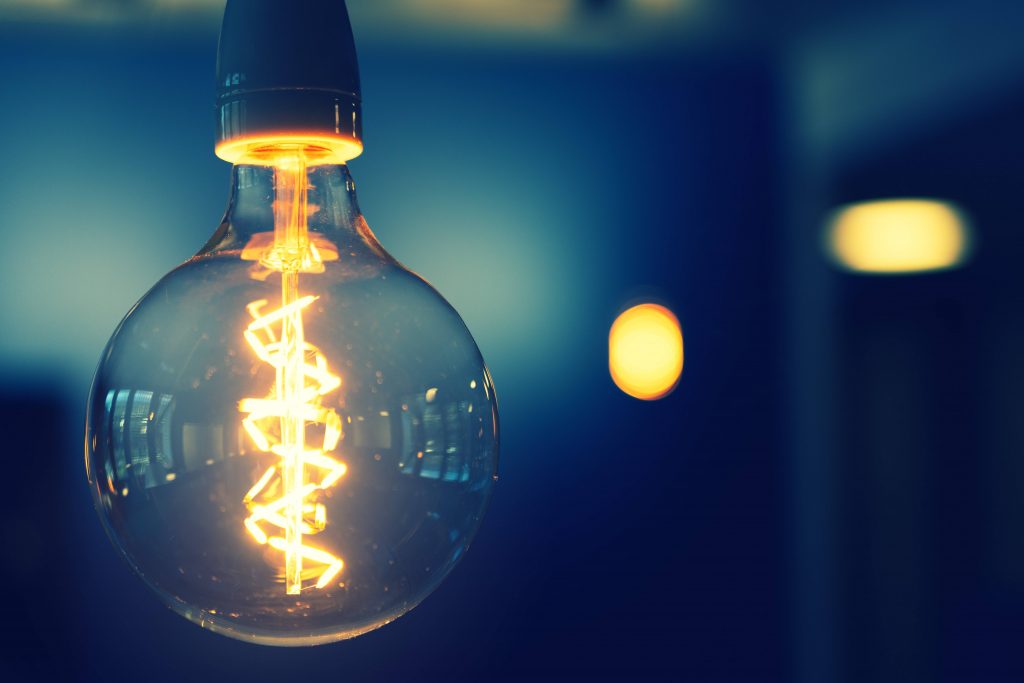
[609,303,684,400]
[401,0,574,30]
[825,198,972,274]
[632,0,692,13]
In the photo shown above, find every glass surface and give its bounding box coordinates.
[85,156,499,645]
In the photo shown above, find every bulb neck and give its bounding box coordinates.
[203,156,387,272]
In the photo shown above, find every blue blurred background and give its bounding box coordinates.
[1,0,1023,680]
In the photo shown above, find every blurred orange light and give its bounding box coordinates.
[826,199,971,274]
[609,303,683,400]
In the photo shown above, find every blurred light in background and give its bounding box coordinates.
[0,0,719,52]
[608,303,683,400]
[0,0,220,26]
[825,198,972,274]
[401,0,575,30]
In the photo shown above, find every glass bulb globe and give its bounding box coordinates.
[85,148,499,645]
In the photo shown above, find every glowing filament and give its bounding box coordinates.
[240,293,346,594]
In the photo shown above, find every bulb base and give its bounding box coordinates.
[214,0,363,164]
[215,90,362,165]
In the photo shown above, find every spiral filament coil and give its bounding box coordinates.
[238,149,346,595]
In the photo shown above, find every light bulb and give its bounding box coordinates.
[84,0,498,646]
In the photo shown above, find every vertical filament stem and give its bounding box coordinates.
[273,151,309,265]
[280,269,304,594]
[276,151,308,595]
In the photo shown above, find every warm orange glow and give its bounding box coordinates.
[826,199,971,274]
[239,148,346,594]
[241,232,340,267]
[609,303,683,400]
[216,133,363,166]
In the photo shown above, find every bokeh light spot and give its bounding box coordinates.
[609,303,683,400]
[826,198,972,274]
